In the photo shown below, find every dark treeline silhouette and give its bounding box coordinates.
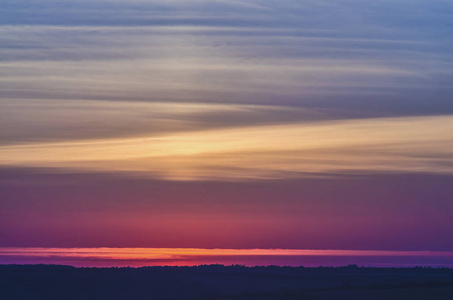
[1,264,453,299]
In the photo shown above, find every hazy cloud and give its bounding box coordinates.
[1,1,452,115]
[1,115,452,181]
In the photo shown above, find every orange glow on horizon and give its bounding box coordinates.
[2,247,453,261]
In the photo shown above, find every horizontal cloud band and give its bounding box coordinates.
[1,115,452,181]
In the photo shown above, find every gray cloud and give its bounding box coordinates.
[1,1,452,140]
[0,98,336,144]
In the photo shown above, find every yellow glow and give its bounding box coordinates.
[1,248,452,260]
[0,115,452,180]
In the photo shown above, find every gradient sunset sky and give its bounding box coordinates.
[1,0,453,261]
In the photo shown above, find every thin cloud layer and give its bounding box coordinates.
[0,98,331,144]
[3,247,452,267]
[1,115,452,181]
[1,0,452,114]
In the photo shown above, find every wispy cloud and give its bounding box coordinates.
[1,1,452,179]
[1,1,452,114]
[1,115,452,181]
[2,247,452,259]
[0,98,331,144]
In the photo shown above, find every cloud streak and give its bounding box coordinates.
[1,247,452,267]
[1,1,452,114]
[1,115,452,181]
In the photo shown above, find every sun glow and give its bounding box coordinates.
[2,248,453,267]
[2,247,453,260]
[1,115,452,181]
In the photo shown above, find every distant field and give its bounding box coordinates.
[1,265,452,299]
[313,287,453,300]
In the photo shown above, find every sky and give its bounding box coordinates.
[1,0,453,264]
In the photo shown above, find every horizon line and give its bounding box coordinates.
[2,247,453,258]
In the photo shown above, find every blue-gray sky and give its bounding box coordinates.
[1,1,452,253]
